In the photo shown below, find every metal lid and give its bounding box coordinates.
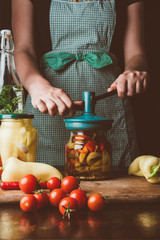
[64,92,113,130]
[0,114,34,119]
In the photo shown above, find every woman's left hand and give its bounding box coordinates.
[107,70,149,98]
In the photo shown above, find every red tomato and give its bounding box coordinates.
[47,177,61,191]
[34,191,49,208]
[49,188,67,207]
[61,176,79,194]
[87,193,106,212]
[20,194,37,212]
[19,174,37,194]
[69,189,87,208]
[59,197,79,219]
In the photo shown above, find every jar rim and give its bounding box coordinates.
[0,114,34,119]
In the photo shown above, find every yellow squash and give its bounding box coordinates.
[128,155,160,183]
[1,157,63,182]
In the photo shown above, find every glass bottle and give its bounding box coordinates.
[0,29,25,114]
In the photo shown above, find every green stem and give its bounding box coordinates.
[0,167,4,171]
[148,164,160,179]
[7,104,13,113]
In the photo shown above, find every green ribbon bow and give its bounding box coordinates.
[43,52,113,70]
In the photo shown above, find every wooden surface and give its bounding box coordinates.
[1,174,160,239]
[1,174,160,204]
[1,202,160,240]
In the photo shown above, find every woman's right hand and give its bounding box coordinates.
[29,80,83,117]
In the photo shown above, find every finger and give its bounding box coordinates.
[50,96,68,117]
[127,79,136,96]
[44,98,58,116]
[135,72,148,94]
[60,94,75,116]
[135,80,143,94]
[107,81,117,92]
[142,72,149,91]
[116,75,127,98]
[143,78,148,91]
[35,99,48,114]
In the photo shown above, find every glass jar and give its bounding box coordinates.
[0,114,38,167]
[65,129,112,180]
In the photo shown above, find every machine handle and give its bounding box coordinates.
[93,89,117,102]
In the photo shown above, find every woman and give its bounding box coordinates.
[12,0,149,168]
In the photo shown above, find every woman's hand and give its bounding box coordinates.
[107,70,149,98]
[29,80,83,117]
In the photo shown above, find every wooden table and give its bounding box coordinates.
[1,173,160,239]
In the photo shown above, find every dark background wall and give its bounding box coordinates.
[0,0,160,157]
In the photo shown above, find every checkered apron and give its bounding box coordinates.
[25,0,138,168]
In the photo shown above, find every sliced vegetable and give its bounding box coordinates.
[85,140,97,152]
[86,152,102,166]
[74,135,90,141]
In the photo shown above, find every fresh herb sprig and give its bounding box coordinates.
[0,85,23,113]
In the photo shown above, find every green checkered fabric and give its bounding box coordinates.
[25,0,138,168]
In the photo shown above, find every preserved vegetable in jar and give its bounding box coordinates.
[64,91,113,180]
[65,130,112,179]
[0,114,38,167]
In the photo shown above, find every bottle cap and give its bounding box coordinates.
[0,29,12,38]
[0,29,13,51]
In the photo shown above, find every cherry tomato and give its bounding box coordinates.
[61,176,79,194]
[20,194,37,212]
[34,191,49,208]
[49,188,67,207]
[59,197,79,219]
[87,193,106,212]
[69,189,87,208]
[19,174,37,194]
[47,177,61,191]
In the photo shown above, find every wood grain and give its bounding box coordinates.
[1,175,160,204]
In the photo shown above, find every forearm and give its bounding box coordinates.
[14,50,50,94]
[124,53,148,72]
